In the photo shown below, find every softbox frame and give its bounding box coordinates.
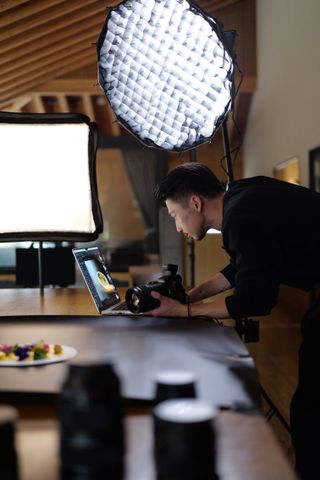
[0,112,103,242]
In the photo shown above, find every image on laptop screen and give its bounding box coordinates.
[85,258,117,303]
[73,247,122,313]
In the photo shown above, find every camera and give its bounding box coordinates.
[125,264,187,313]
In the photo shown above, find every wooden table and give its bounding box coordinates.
[0,286,98,316]
[0,288,297,479]
[16,411,297,480]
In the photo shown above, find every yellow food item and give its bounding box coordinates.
[54,344,63,354]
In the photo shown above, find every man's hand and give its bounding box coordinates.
[145,291,187,317]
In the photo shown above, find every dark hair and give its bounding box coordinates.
[154,163,224,203]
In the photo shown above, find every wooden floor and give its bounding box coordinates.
[246,287,308,466]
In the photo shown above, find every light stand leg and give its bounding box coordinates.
[38,241,44,294]
[221,118,234,182]
[187,149,197,288]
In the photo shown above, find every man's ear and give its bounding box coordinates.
[190,194,203,212]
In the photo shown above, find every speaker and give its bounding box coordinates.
[15,247,75,287]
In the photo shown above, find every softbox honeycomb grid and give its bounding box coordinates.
[97,0,234,151]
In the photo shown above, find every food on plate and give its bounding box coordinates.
[0,340,63,362]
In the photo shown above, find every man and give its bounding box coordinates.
[149,162,320,480]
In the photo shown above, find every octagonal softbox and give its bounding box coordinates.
[97,0,234,152]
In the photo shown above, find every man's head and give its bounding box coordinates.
[155,163,225,240]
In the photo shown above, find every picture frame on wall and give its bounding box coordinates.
[273,156,300,185]
[309,146,320,192]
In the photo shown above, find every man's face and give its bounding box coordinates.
[165,196,207,241]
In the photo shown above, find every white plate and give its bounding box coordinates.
[0,345,77,367]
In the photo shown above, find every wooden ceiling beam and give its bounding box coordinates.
[0,0,66,28]
[0,0,30,14]
[1,28,98,77]
[31,95,46,113]
[197,0,241,13]
[56,94,70,113]
[105,1,122,6]
[0,42,96,88]
[82,94,96,122]
[0,0,107,45]
[3,95,33,112]
[0,13,105,63]
[31,79,101,95]
[0,52,95,107]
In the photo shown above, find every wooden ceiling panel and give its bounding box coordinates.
[0,51,95,106]
[0,0,107,107]
[0,0,106,44]
[0,45,95,91]
[1,27,99,77]
[1,12,106,61]
[0,0,33,14]
[0,0,66,28]
[197,0,241,14]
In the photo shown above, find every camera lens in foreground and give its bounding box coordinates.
[125,286,161,313]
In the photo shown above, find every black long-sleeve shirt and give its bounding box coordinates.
[220,176,320,319]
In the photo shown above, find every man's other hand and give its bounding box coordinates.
[145,291,187,317]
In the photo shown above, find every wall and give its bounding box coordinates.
[244,0,320,186]
[96,149,145,248]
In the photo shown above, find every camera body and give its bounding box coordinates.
[125,264,186,313]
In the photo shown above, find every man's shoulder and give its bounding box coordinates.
[226,175,316,202]
[224,176,273,207]
[223,176,292,225]
[228,175,282,191]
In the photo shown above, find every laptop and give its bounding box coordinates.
[73,246,138,315]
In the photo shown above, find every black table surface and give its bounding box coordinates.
[0,314,260,411]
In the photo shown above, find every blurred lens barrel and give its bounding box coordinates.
[59,356,124,480]
[125,285,162,313]
[153,399,216,480]
[154,370,197,405]
[0,405,19,480]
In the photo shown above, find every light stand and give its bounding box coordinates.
[187,148,197,288]
[38,241,43,293]
[0,112,103,293]
[221,118,234,183]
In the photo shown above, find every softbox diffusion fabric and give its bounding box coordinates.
[0,112,103,242]
[97,0,234,152]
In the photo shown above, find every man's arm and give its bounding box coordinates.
[146,270,233,319]
[187,272,232,303]
[148,291,230,318]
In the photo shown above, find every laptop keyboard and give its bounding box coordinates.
[110,301,128,311]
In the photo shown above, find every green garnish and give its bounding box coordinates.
[33,348,46,360]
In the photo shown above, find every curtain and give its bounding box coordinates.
[122,149,168,253]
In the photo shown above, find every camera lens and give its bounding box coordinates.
[125,264,186,314]
[0,405,19,480]
[153,399,217,480]
[59,355,124,479]
[131,293,141,309]
[125,285,162,313]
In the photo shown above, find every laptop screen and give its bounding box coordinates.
[73,247,121,312]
